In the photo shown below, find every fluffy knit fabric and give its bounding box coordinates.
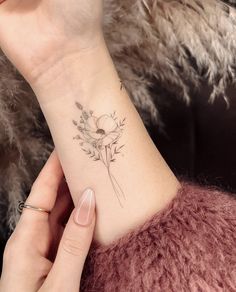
[1,0,236,231]
[81,183,236,291]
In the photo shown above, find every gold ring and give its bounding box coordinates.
[18,201,50,214]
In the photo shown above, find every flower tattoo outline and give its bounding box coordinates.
[73,102,126,207]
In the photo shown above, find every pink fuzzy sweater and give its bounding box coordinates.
[81,183,236,291]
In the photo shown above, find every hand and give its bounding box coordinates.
[0,0,104,86]
[0,151,96,292]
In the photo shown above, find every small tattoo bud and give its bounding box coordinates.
[82,111,89,119]
[77,126,84,132]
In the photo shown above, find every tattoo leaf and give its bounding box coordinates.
[82,111,89,120]
[75,102,83,110]
[73,135,81,140]
[119,118,126,127]
[117,144,125,151]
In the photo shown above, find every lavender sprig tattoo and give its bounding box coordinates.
[73,102,126,207]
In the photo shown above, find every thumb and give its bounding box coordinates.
[43,188,96,292]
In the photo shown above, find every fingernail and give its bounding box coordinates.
[74,188,95,226]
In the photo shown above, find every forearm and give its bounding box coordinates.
[32,38,180,245]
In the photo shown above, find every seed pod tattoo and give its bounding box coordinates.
[72,98,126,207]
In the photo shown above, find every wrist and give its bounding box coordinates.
[30,34,113,105]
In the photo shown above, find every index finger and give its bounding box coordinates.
[20,150,64,222]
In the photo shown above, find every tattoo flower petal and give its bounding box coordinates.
[84,115,120,146]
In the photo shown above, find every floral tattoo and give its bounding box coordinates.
[72,102,126,207]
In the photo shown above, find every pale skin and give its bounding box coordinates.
[0,0,180,288]
[0,0,180,243]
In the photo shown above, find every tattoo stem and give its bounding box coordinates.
[98,146,125,207]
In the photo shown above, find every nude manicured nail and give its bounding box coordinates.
[74,189,95,226]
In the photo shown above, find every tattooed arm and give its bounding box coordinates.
[0,1,179,245]
[30,42,180,244]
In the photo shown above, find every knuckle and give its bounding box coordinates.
[37,258,52,277]
[3,243,12,263]
[3,236,20,263]
[3,230,31,264]
[61,238,85,256]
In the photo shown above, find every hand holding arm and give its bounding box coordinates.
[0,151,96,292]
